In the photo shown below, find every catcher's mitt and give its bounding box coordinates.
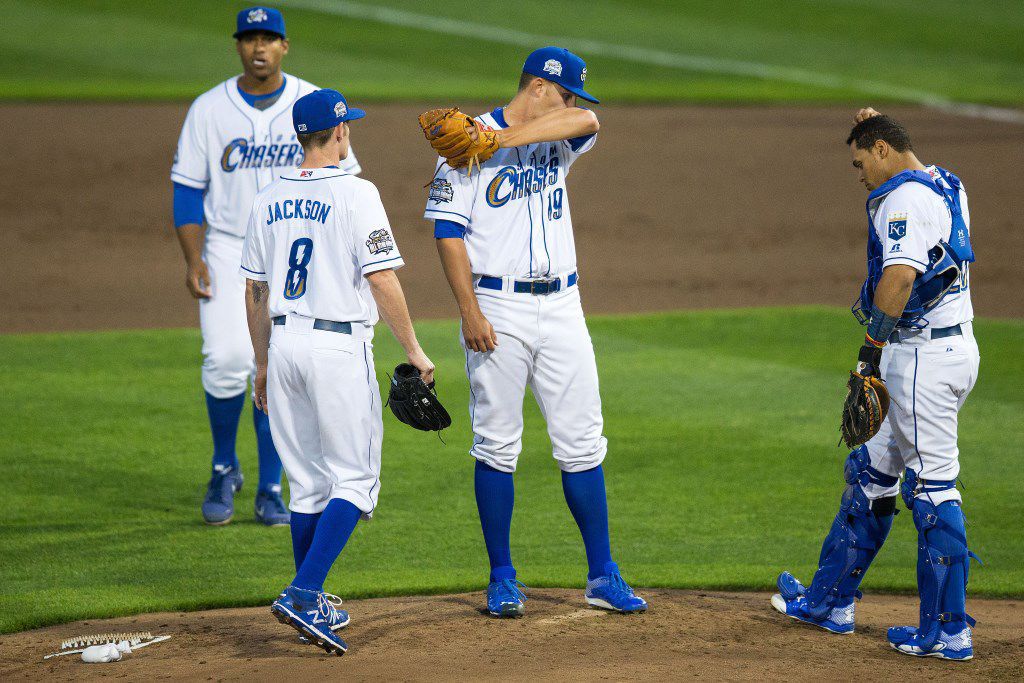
[840,371,890,448]
[387,363,452,432]
[418,107,499,174]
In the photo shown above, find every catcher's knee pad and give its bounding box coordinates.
[907,494,979,650]
[805,448,897,618]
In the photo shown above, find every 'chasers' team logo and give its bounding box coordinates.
[366,229,395,255]
[485,157,560,208]
[221,138,304,172]
[247,8,268,23]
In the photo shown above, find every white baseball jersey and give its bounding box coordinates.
[868,165,972,329]
[240,166,404,328]
[423,107,595,278]
[172,74,361,238]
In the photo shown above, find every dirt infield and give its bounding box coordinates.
[1,590,1021,681]
[1,103,1021,334]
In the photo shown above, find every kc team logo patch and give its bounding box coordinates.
[428,178,453,203]
[543,59,563,77]
[888,213,907,241]
[247,8,268,24]
[366,229,395,255]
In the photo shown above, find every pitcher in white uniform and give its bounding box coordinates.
[171,7,360,526]
[772,110,981,661]
[427,47,647,617]
[244,89,434,655]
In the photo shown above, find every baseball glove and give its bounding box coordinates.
[418,108,499,174]
[387,363,452,432]
[840,371,890,448]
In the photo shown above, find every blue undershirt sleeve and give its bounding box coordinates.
[434,218,466,239]
[173,182,205,228]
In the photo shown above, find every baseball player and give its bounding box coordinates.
[244,88,434,655]
[426,47,647,616]
[171,7,360,526]
[772,110,980,661]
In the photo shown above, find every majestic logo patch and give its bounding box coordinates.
[888,212,907,241]
[366,229,395,255]
[247,8,268,24]
[428,178,453,204]
[334,101,347,118]
[543,59,563,77]
[581,67,587,83]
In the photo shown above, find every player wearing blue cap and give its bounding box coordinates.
[171,8,361,527]
[247,89,435,655]
[424,47,648,617]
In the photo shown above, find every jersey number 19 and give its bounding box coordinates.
[284,238,313,300]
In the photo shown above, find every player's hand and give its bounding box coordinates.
[856,343,883,378]
[854,107,882,124]
[407,348,435,385]
[186,260,212,299]
[254,365,268,412]
[462,310,498,353]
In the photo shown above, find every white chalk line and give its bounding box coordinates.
[279,0,1024,124]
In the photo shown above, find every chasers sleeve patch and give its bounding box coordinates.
[428,178,454,204]
[366,228,395,255]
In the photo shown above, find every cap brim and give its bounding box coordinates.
[342,108,366,121]
[564,85,599,104]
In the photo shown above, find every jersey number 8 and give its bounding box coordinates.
[284,237,313,300]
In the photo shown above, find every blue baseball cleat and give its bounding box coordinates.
[272,586,349,655]
[770,571,855,634]
[888,625,974,661]
[585,562,648,613]
[255,485,290,526]
[487,578,527,617]
[201,465,243,525]
[280,591,350,643]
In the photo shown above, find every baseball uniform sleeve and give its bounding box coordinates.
[423,159,474,228]
[879,184,940,274]
[171,101,210,190]
[240,199,268,281]
[353,183,404,274]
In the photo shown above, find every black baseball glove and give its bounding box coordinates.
[839,344,890,448]
[387,363,452,432]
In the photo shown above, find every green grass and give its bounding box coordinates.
[1,0,1023,104]
[1,307,1022,634]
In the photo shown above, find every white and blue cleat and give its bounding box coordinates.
[254,485,291,527]
[585,562,648,613]
[770,571,855,634]
[201,465,243,525]
[487,578,527,617]
[272,586,349,655]
[888,625,974,661]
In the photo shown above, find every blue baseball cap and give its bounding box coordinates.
[522,46,598,103]
[293,89,365,134]
[233,7,286,39]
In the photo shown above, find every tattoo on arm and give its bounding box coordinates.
[252,281,268,304]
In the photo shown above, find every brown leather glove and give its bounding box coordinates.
[418,108,499,174]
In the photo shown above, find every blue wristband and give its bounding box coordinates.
[866,305,899,345]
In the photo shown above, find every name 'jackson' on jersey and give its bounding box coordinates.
[172,73,361,239]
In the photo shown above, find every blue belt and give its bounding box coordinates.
[478,272,578,295]
[272,315,352,334]
[888,323,961,345]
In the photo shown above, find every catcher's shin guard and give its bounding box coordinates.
[904,488,979,652]
[804,447,897,619]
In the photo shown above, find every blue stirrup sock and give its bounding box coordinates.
[292,498,361,592]
[252,403,283,492]
[290,511,322,571]
[561,465,614,581]
[474,460,516,581]
[205,391,244,471]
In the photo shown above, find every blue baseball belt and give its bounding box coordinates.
[272,315,352,334]
[477,272,578,295]
[887,323,961,345]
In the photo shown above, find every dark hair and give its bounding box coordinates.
[846,115,914,152]
[297,127,336,148]
[518,71,539,91]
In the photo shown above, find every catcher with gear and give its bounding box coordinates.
[387,363,452,432]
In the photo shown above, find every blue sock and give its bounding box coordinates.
[290,511,322,571]
[474,460,515,581]
[205,391,244,471]
[292,499,361,591]
[562,465,614,580]
[252,403,283,492]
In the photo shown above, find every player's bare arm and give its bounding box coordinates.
[244,278,271,411]
[495,106,599,148]
[175,224,211,299]
[435,237,498,352]
[365,268,435,384]
[872,264,917,317]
